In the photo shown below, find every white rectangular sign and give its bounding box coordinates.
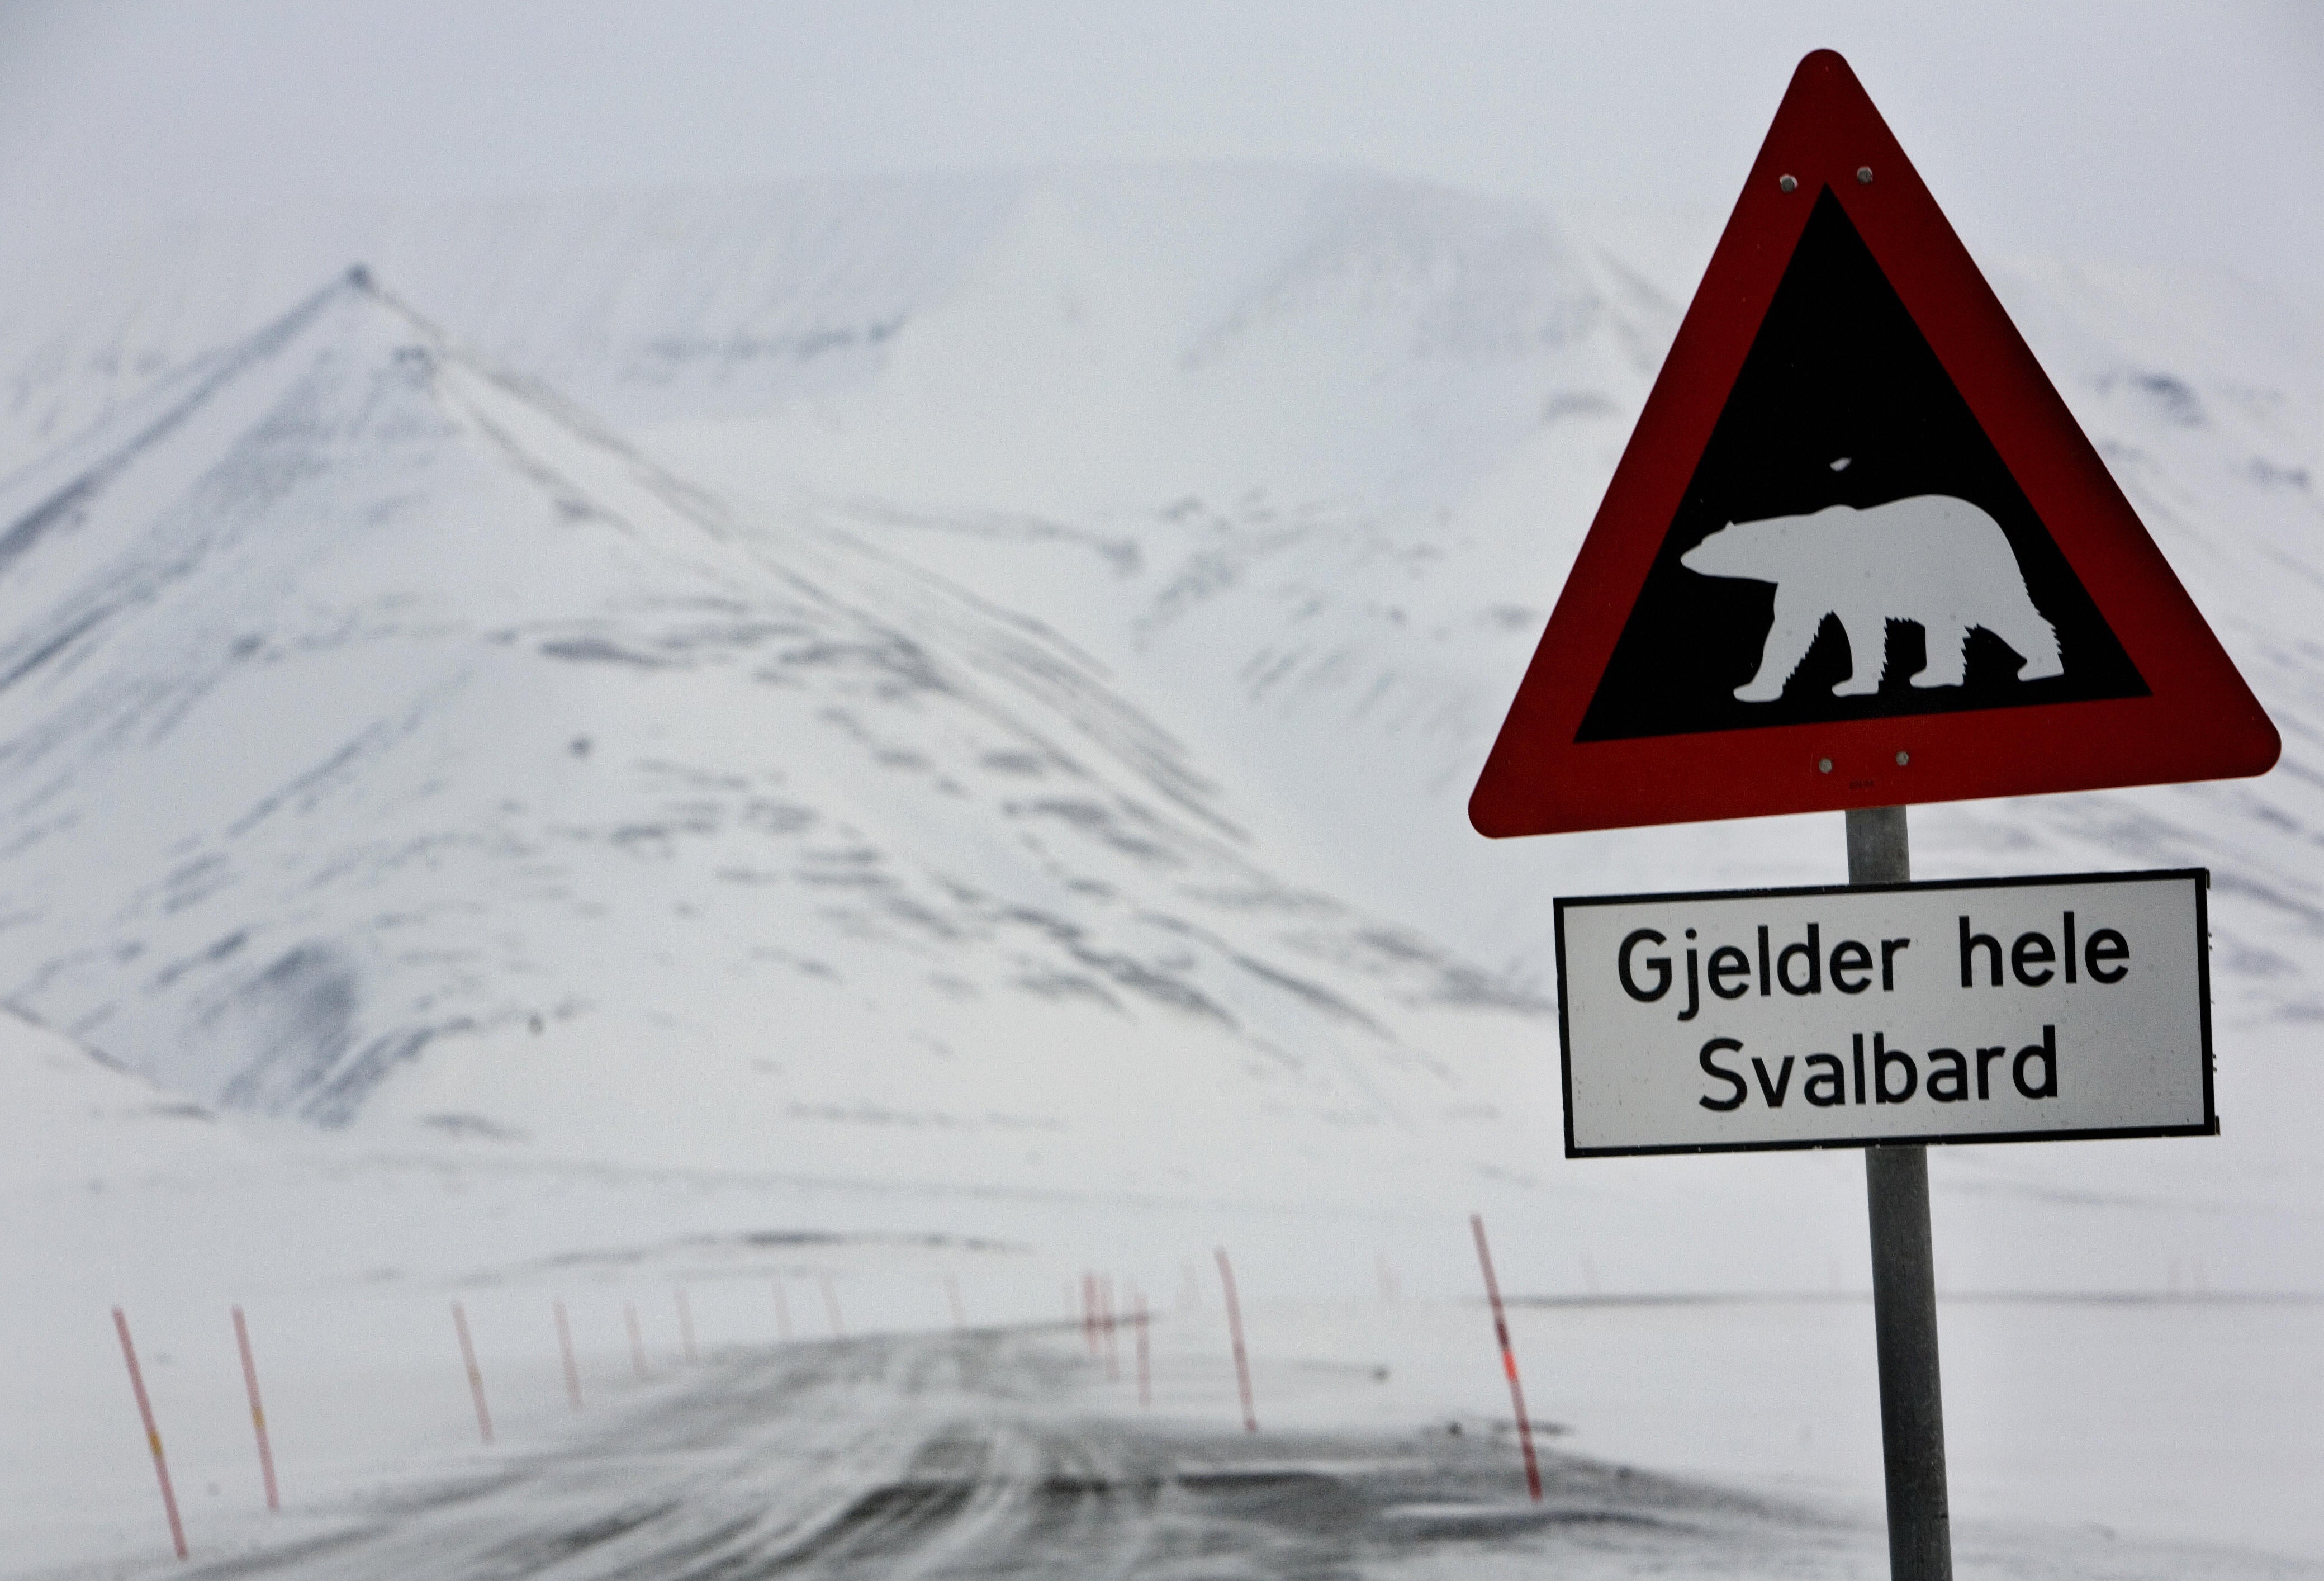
[1555,869,2213,1157]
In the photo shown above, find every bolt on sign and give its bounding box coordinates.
[1468,49,2278,1581]
[1557,870,2210,1157]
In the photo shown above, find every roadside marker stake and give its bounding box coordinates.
[231,1306,280,1512]
[625,1303,649,1381]
[820,1273,845,1337]
[943,1273,966,1331]
[1132,1285,1151,1408]
[555,1300,583,1410]
[113,1308,188,1560]
[452,1302,494,1445]
[772,1277,794,1342]
[675,1287,698,1364]
[1101,1275,1120,1380]
[1469,1214,1544,1502]
[1214,1247,1258,1433]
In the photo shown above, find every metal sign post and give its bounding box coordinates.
[1849,807,1950,1580]
[1548,834,2216,1573]
[1464,49,2274,1579]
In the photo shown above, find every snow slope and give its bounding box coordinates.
[625,170,2324,1294]
[5,999,2320,1574]
[0,174,1025,480]
[0,168,2317,1276]
[0,264,1552,1207]
[628,172,2324,1016]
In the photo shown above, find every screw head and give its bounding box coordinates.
[1895,750,1910,766]
[1817,758,1833,774]
[1856,166,1874,184]
[1778,174,1799,193]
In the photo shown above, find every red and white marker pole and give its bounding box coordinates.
[554,1300,583,1410]
[1470,1213,1543,1502]
[1101,1275,1120,1380]
[452,1302,494,1445]
[1132,1286,1151,1408]
[113,1308,188,1560]
[625,1302,649,1381]
[231,1306,280,1512]
[1214,1247,1257,1433]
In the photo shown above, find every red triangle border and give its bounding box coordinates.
[1469,50,2279,838]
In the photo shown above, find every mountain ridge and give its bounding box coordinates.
[1,165,2318,1231]
[0,264,1552,1207]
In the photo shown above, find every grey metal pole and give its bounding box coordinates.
[1846,806,1952,1581]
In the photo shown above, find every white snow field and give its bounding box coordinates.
[2,168,2320,1574]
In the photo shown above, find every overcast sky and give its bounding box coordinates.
[1,1,2318,292]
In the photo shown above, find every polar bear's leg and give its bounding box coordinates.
[1734,590,1824,703]
[1912,622,1971,688]
[1830,609,1888,697]
[1986,598,2065,681]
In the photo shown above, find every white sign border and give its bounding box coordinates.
[1552,867,2216,1158]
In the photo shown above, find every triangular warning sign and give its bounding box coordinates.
[1470,50,2278,837]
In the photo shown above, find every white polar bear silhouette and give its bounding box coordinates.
[1680,494,2064,702]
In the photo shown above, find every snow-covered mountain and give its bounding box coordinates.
[0,174,1016,479]
[2,164,2320,1216]
[0,261,1553,1199]
[606,169,2324,1035]
[0,166,1647,491]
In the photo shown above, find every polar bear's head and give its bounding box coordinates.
[1682,519,1785,583]
[1681,507,1845,583]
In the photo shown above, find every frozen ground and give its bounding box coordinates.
[16,1281,2321,1578]
[4,1026,2318,1578]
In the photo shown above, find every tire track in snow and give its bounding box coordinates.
[154,1327,2308,1580]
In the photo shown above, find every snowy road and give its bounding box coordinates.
[127,1324,2313,1580]
[145,1326,1855,1579]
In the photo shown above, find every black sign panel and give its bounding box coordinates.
[1576,188,2146,744]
